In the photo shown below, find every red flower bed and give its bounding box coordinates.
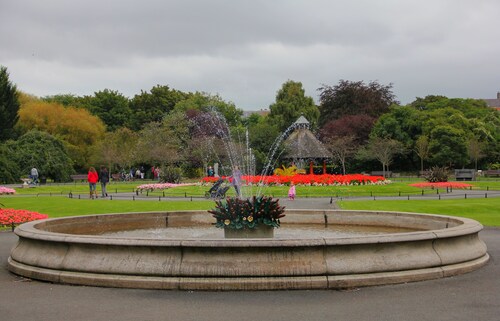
[0,208,49,227]
[201,174,387,186]
[409,182,472,189]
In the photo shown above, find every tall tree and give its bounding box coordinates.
[268,80,319,131]
[428,125,468,167]
[94,127,138,172]
[359,137,405,176]
[414,135,430,173]
[325,135,358,174]
[17,99,106,169]
[318,80,398,127]
[86,89,131,131]
[0,66,20,141]
[129,85,188,130]
[174,92,242,127]
[467,137,485,170]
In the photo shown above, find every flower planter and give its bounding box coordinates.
[224,225,274,239]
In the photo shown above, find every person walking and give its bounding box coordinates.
[30,167,39,185]
[99,166,109,197]
[87,167,99,199]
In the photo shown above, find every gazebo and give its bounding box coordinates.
[282,116,332,174]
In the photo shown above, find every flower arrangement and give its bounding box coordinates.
[209,196,286,230]
[136,182,197,192]
[0,208,48,231]
[201,173,388,186]
[0,186,16,195]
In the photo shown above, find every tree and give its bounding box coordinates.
[0,143,20,184]
[320,114,376,144]
[248,119,281,173]
[268,80,319,131]
[86,89,131,131]
[318,80,398,127]
[325,135,357,174]
[174,92,242,127]
[9,130,74,182]
[0,66,20,141]
[467,137,485,170]
[428,125,468,167]
[360,137,405,176]
[94,128,138,173]
[135,122,182,167]
[414,135,430,173]
[16,99,106,170]
[129,85,188,130]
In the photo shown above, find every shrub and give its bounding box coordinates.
[159,165,182,183]
[424,166,449,182]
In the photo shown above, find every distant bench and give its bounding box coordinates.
[70,174,87,182]
[484,170,500,177]
[454,169,475,181]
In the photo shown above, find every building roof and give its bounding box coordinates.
[282,117,332,159]
[481,92,500,111]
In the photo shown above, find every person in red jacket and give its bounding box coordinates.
[87,167,99,199]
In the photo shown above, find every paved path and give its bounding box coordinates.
[1,201,499,321]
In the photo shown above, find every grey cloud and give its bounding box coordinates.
[1,0,500,108]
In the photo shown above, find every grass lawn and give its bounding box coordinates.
[0,196,212,218]
[1,193,499,227]
[339,198,500,227]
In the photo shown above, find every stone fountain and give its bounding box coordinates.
[8,209,488,290]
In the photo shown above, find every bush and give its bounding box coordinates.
[159,166,182,183]
[424,166,449,182]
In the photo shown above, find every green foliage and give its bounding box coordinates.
[0,144,20,184]
[428,125,468,167]
[209,196,286,229]
[0,66,20,141]
[86,89,131,131]
[129,85,189,130]
[423,166,449,182]
[248,118,281,172]
[9,130,74,182]
[174,92,243,127]
[488,163,500,170]
[371,95,500,170]
[159,165,182,183]
[274,165,305,176]
[268,80,319,131]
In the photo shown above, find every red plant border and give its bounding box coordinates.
[201,174,387,186]
[0,208,49,231]
[409,182,472,189]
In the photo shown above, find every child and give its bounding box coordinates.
[288,182,296,200]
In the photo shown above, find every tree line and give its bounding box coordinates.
[1,65,499,183]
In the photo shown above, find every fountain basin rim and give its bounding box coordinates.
[14,209,483,247]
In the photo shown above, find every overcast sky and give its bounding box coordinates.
[1,0,499,109]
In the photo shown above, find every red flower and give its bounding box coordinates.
[0,208,48,226]
[409,182,472,189]
[201,173,387,186]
